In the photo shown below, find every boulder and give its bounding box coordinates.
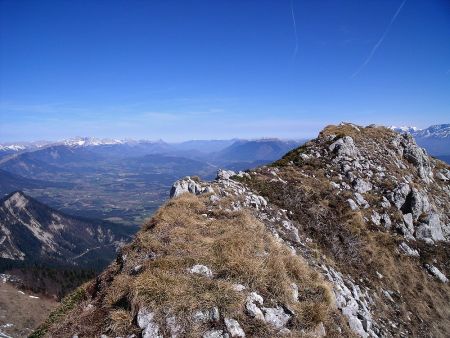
[217,169,237,180]
[415,214,445,242]
[390,183,411,209]
[170,177,202,198]
[329,136,359,159]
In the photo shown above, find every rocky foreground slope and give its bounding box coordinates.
[32,124,450,338]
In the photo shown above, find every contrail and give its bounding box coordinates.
[290,0,299,60]
[352,0,407,77]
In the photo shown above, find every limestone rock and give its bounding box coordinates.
[348,199,359,211]
[217,169,237,180]
[329,136,359,159]
[189,264,213,278]
[399,242,419,257]
[170,177,202,198]
[245,292,265,321]
[137,308,162,338]
[224,318,245,337]
[425,264,448,283]
[262,306,291,329]
[390,183,411,209]
[415,213,445,242]
[353,178,372,194]
[203,330,228,338]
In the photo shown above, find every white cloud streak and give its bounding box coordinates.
[352,0,407,78]
[290,0,299,60]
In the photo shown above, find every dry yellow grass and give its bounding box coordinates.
[36,192,345,337]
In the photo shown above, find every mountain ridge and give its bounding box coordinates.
[0,191,133,267]
[33,123,450,338]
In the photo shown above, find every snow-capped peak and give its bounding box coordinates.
[0,144,27,151]
[389,126,419,133]
[62,137,125,147]
[390,124,450,139]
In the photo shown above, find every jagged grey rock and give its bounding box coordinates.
[425,264,448,283]
[329,136,359,159]
[262,306,291,329]
[402,213,414,233]
[290,283,299,302]
[322,265,376,338]
[415,214,445,242]
[409,189,430,220]
[170,177,202,198]
[348,199,359,211]
[399,242,419,257]
[371,212,381,226]
[137,308,162,338]
[217,169,237,180]
[203,330,228,338]
[380,213,392,229]
[224,318,245,337]
[354,193,369,208]
[245,292,265,321]
[353,178,372,194]
[390,183,411,209]
[165,315,182,338]
[193,307,220,323]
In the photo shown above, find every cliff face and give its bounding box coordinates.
[33,124,450,338]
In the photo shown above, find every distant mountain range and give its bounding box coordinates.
[390,124,450,159]
[0,138,305,225]
[0,191,133,267]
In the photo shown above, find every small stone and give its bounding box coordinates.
[354,193,369,207]
[189,264,213,278]
[290,283,299,302]
[399,242,419,257]
[425,264,448,283]
[224,318,245,337]
[353,178,372,194]
[262,306,291,329]
[311,322,326,337]
[245,292,265,321]
[137,308,162,338]
[232,283,246,292]
[347,199,359,211]
[402,213,414,233]
[203,330,227,338]
[371,212,381,225]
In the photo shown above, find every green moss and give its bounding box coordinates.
[29,287,86,338]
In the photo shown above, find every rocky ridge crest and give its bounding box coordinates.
[33,123,450,338]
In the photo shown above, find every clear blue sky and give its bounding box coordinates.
[1,0,449,141]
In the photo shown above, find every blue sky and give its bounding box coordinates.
[1,0,449,142]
